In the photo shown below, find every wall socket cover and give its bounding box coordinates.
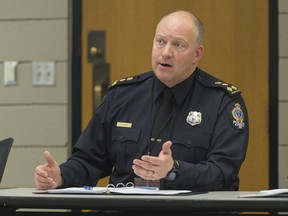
[32,61,55,86]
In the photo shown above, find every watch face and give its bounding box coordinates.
[168,171,177,180]
[166,170,178,181]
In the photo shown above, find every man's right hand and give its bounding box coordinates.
[34,151,63,189]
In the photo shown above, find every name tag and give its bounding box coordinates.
[116,122,132,128]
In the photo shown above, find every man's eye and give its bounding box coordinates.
[156,38,166,46]
[173,42,185,51]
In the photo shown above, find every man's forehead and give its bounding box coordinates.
[155,20,195,42]
[159,12,194,25]
[154,32,187,42]
[157,14,195,32]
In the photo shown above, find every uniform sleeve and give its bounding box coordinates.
[165,94,249,191]
[59,93,113,187]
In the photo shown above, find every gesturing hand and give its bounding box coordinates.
[132,141,174,180]
[34,151,63,189]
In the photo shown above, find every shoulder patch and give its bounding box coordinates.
[229,102,245,130]
[109,71,154,89]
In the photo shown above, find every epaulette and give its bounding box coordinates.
[196,69,241,96]
[109,71,154,89]
[213,81,240,95]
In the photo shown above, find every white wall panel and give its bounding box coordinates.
[0,0,68,19]
[279,145,288,188]
[279,58,288,101]
[279,0,288,13]
[279,14,288,57]
[0,20,68,61]
[278,2,288,188]
[279,103,288,145]
[0,105,68,147]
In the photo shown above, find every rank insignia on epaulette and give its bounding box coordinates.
[111,80,118,87]
[214,81,240,95]
[231,103,245,129]
[110,76,134,87]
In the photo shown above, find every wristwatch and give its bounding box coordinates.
[165,160,180,181]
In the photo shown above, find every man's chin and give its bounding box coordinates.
[155,69,172,77]
[155,72,174,86]
[155,72,169,80]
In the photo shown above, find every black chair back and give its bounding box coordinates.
[0,138,14,184]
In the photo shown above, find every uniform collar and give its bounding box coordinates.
[153,69,196,105]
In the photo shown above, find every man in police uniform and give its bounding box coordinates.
[35,11,248,191]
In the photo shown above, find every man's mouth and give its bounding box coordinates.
[159,63,172,67]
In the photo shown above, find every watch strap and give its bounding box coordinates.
[165,160,179,181]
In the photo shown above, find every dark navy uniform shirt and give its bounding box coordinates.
[60,67,249,191]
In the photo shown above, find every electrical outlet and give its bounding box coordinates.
[32,61,55,86]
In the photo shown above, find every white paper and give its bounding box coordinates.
[238,188,288,198]
[108,187,191,195]
[34,187,108,194]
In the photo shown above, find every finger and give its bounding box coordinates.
[134,157,152,166]
[140,155,158,164]
[161,141,172,154]
[133,159,142,165]
[134,157,158,169]
[35,172,58,189]
[36,181,55,190]
[43,151,56,167]
[35,173,53,185]
[133,167,155,180]
[34,173,55,189]
[133,162,157,178]
[35,166,48,177]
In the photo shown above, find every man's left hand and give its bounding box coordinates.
[132,141,174,180]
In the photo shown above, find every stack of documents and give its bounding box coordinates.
[34,186,191,195]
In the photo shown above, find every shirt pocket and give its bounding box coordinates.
[172,132,211,163]
[112,127,142,173]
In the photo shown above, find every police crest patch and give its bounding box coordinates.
[231,103,245,129]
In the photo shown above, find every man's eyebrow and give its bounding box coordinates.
[155,34,186,40]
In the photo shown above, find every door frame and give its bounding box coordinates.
[71,0,279,189]
[71,0,82,146]
[268,0,279,189]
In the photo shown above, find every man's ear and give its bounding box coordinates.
[194,44,204,64]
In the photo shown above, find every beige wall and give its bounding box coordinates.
[278,0,288,188]
[0,0,70,187]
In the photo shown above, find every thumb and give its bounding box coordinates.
[43,151,57,167]
[161,141,172,155]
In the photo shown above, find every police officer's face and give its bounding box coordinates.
[151,12,203,87]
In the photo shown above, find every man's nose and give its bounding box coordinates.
[161,44,173,58]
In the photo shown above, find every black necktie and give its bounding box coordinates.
[151,87,172,152]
